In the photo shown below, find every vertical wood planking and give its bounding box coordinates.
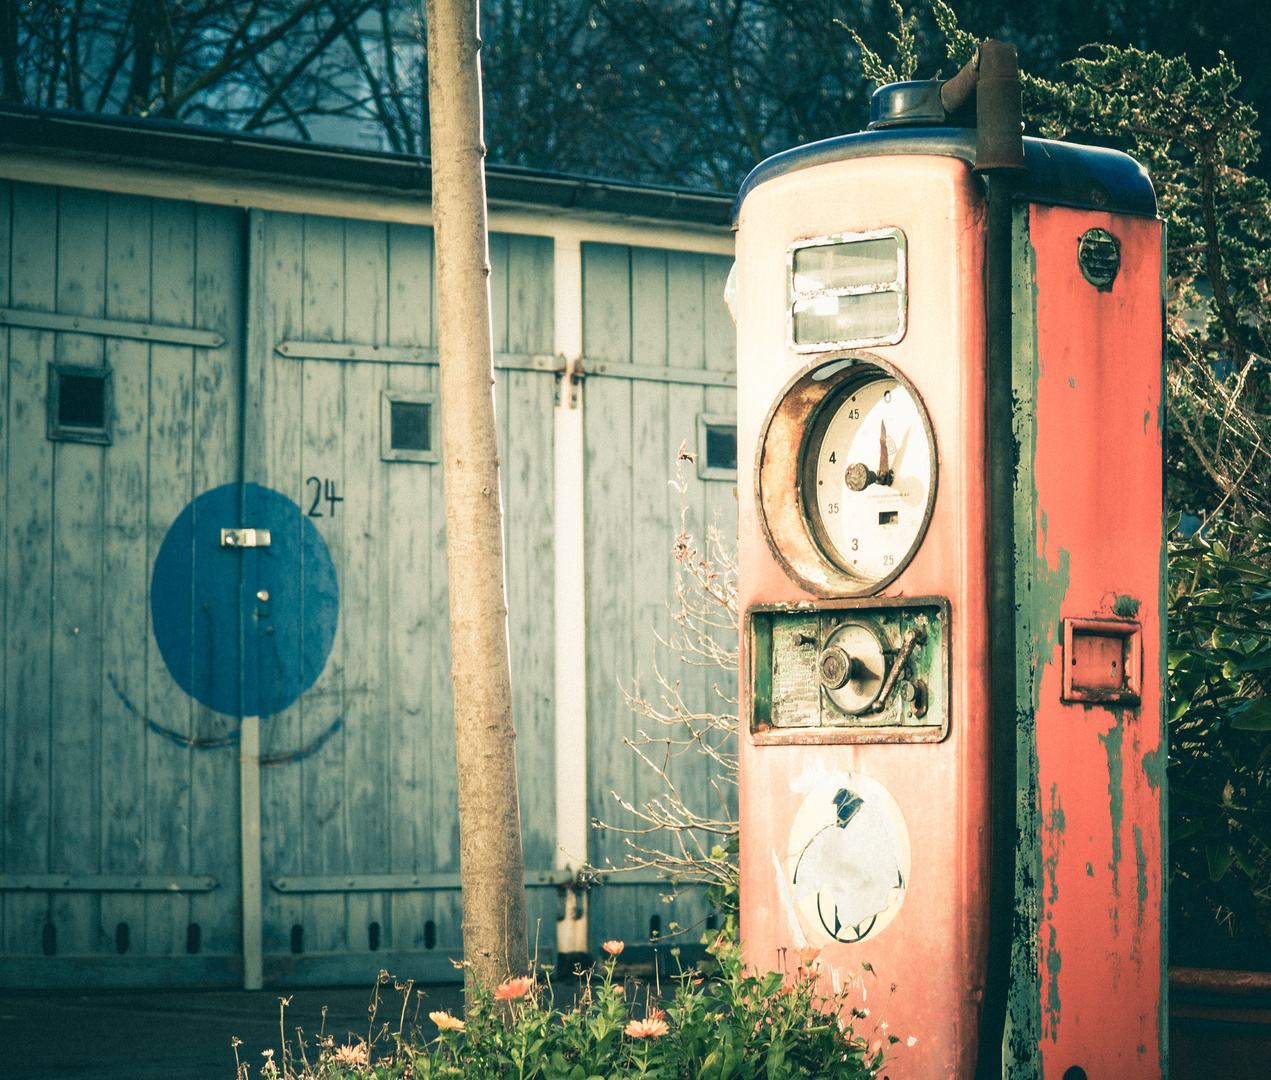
[258,208,307,950]
[581,243,635,943]
[502,234,557,949]
[340,218,390,960]
[489,235,520,943]
[628,248,675,946]
[581,245,738,946]
[49,187,107,955]
[384,222,437,951]
[3,182,57,956]
[662,250,711,935]
[144,199,197,955]
[188,203,245,956]
[258,210,305,955]
[297,213,348,953]
[98,193,152,959]
[700,253,738,837]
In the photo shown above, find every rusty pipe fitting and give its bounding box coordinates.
[974,39,1026,172]
[939,47,980,115]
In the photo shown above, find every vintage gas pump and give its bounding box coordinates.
[733,44,1165,1078]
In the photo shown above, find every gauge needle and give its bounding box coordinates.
[878,419,892,485]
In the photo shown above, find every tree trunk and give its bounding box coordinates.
[425,0,530,1001]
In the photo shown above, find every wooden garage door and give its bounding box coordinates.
[581,242,739,955]
[0,181,246,986]
[251,211,560,983]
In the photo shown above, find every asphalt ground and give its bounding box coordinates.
[0,982,466,1080]
[1,981,1267,1079]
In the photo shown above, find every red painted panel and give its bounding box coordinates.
[1029,205,1164,1077]
[735,155,991,1079]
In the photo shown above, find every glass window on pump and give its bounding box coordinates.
[788,228,907,350]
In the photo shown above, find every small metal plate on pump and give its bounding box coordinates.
[748,596,949,744]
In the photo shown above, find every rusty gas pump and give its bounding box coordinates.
[733,42,1165,1078]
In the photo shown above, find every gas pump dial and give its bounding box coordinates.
[755,356,937,597]
[803,371,936,585]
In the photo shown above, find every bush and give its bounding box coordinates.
[1167,513,1271,966]
[241,937,900,1079]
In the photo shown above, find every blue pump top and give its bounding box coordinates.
[732,82,1157,226]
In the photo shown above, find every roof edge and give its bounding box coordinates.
[0,103,736,228]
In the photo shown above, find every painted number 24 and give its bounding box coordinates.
[306,477,344,517]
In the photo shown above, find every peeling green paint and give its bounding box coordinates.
[1099,711,1126,902]
[1069,376,1076,387]
[1114,594,1140,617]
[1005,202,1075,1078]
[1142,741,1167,792]
[1003,202,1045,1079]
[1043,784,1065,905]
[1086,862,1094,877]
[1045,925,1062,1041]
[1135,824,1148,923]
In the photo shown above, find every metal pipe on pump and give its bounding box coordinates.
[948,40,1029,1079]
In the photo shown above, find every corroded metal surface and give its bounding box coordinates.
[736,152,990,1079]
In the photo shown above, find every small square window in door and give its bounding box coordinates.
[48,363,113,444]
[697,413,738,480]
[381,390,439,462]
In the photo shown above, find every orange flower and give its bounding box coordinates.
[624,1016,670,1039]
[429,1010,465,1032]
[602,940,625,956]
[333,1041,369,1065]
[647,1007,666,1021]
[494,975,535,1000]
[795,946,822,967]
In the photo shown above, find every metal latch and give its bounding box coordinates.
[220,528,270,548]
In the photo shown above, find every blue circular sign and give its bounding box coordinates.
[150,482,339,717]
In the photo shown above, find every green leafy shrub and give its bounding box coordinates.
[1167,512,1271,965]
[243,938,899,1079]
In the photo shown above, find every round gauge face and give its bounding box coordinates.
[804,373,935,584]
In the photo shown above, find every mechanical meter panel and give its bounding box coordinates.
[730,85,1160,1080]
